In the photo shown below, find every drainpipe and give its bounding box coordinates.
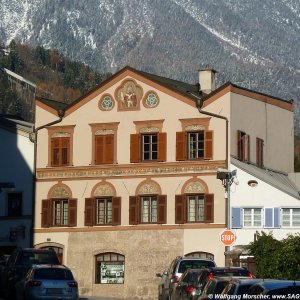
[190,93,229,169]
[191,93,232,265]
[29,109,65,247]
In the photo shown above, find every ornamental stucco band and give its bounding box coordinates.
[37,161,226,180]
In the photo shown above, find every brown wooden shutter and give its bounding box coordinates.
[130,134,140,163]
[237,130,242,160]
[84,198,95,226]
[157,132,167,162]
[256,138,264,167]
[176,132,186,161]
[204,194,214,223]
[112,197,121,225]
[51,138,60,166]
[157,195,167,224]
[175,195,186,224]
[95,135,104,164]
[244,134,250,162]
[61,137,70,165]
[41,199,51,228]
[204,130,213,160]
[104,134,114,164]
[129,196,139,225]
[68,198,77,227]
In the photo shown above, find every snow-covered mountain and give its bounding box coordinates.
[1,0,300,131]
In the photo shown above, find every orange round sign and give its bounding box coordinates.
[220,229,236,246]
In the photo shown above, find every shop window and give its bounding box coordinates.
[95,252,125,284]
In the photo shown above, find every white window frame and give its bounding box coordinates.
[281,208,300,227]
[243,208,262,228]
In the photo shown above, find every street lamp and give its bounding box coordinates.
[217,168,238,229]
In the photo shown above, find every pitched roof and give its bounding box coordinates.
[35,65,292,113]
[36,97,69,111]
[0,115,33,133]
[231,157,300,200]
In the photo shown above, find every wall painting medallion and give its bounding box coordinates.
[99,94,114,111]
[115,79,143,111]
[143,91,159,108]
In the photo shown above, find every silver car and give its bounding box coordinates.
[15,264,79,300]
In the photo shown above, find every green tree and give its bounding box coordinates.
[249,231,300,280]
[249,231,282,279]
[274,234,300,279]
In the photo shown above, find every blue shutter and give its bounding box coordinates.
[232,207,242,228]
[264,208,273,228]
[274,208,280,228]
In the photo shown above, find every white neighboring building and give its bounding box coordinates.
[230,157,300,246]
[0,116,34,255]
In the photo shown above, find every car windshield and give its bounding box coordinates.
[178,261,215,273]
[34,268,73,280]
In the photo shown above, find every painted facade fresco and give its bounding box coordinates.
[115,79,143,110]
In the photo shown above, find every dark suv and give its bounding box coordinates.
[0,247,60,298]
[156,256,216,300]
[195,267,254,295]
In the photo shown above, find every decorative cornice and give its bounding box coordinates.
[34,223,226,233]
[37,161,226,181]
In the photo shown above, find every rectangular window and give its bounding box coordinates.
[96,198,112,225]
[237,130,250,162]
[282,208,300,227]
[141,196,157,223]
[7,192,22,217]
[53,199,69,226]
[95,134,114,164]
[243,208,262,227]
[51,137,70,166]
[142,134,158,161]
[130,132,166,163]
[256,138,264,168]
[187,131,204,159]
[187,195,204,222]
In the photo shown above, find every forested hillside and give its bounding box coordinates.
[0,40,111,117]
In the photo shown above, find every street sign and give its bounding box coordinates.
[220,229,236,246]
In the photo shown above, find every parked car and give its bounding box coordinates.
[199,277,235,300]
[247,280,300,295]
[156,256,216,300]
[220,278,263,295]
[0,247,60,298]
[194,267,254,295]
[15,264,79,300]
[171,268,206,300]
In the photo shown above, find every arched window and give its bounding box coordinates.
[40,246,64,264]
[185,251,214,260]
[95,252,125,284]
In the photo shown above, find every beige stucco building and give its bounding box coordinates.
[33,66,294,299]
